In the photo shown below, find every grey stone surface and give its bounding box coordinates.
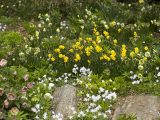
[53,84,77,119]
[112,95,160,120]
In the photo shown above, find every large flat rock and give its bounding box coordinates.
[112,95,160,120]
[53,84,77,119]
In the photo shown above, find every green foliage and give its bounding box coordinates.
[117,114,136,120]
[0,31,22,58]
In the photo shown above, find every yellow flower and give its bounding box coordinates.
[103,54,110,61]
[110,21,116,27]
[89,46,93,50]
[95,32,99,36]
[63,56,69,63]
[121,45,127,59]
[96,36,101,43]
[106,57,111,61]
[103,31,109,36]
[51,57,55,62]
[48,54,52,58]
[75,54,81,62]
[139,0,144,4]
[54,48,60,53]
[69,49,74,53]
[121,50,127,59]
[122,44,126,48]
[100,56,104,60]
[75,42,80,46]
[144,46,148,51]
[106,36,110,39]
[59,54,63,58]
[59,45,65,49]
[130,51,135,58]
[113,39,118,44]
[93,28,97,33]
[118,28,121,33]
[110,50,116,60]
[95,45,102,53]
[143,57,147,61]
[87,60,91,64]
[92,41,97,45]
[110,55,116,61]
[86,51,91,56]
[79,37,83,41]
[78,45,84,50]
[134,47,139,54]
[134,32,138,38]
[86,37,92,42]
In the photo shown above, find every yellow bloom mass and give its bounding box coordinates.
[130,51,135,58]
[59,54,63,58]
[113,39,118,44]
[134,47,139,54]
[54,48,61,53]
[59,45,65,49]
[95,45,102,53]
[118,28,121,33]
[48,54,52,58]
[134,32,138,38]
[110,50,116,60]
[103,31,109,36]
[69,49,74,53]
[74,54,81,62]
[51,57,55,62]
[63,56,69,63]
[121,45,127,59]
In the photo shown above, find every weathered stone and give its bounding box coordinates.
[112,95,160,120]
[53,84,77,119]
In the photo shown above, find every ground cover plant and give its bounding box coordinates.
[0,0,160,119]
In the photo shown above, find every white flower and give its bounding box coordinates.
[156,67,159,70]
[99,87,105,93]
[35,104,40,109]
[38,24,42,28]
[145,51,151,57]
[31,107,38,113]
[132,80,140,85]
[56,28,60,33]
[91,95,101,102]
[79,111,85,117]
[44,93,53,99]
[48,83,54,90]
[138,65,144,71]
[43,112,47,119]
[35,116,39,119]
[157,72,160,77]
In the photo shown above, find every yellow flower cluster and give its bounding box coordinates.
[75,53,81,62]
[85,46,93,56]
[103,31,110,39]
[110,50,116,61]
[121,44,127,59]
[129,47,139,58]
[95,45,102,53]
[134,32,138,38]
[100,54,111,61]
[58,54,69,63]
[47,22,148,65]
